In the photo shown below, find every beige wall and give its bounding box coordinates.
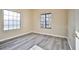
[0,9,68,42]
[0,9,32,41]
[32,9,68,38]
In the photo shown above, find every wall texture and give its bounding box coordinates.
[0,9,69,45]
[0,9,32,41]
[32,9,68,38]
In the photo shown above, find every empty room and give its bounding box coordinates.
[0,9,76,50]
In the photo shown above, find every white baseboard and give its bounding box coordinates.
[33,32,67,39]
[0,32,32,42]
[0,31,67,41]
[0,31,67,42]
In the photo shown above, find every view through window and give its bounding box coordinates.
[40,13,52,29]
[4,10,21,30]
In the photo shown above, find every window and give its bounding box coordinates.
[3,10,21,30]
[40,13,52,29]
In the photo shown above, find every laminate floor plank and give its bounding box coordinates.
[0,33,70,50]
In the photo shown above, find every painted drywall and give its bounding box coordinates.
[68,10,75,50]
[32,9,68,38]
[0,9,69,44]
[0,9,32,41]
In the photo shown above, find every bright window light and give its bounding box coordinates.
[3,10,21,31]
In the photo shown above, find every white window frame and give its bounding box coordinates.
[40,13,52,29]
[3,10,21,31]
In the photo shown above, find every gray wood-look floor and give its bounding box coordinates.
[0,33,70,50]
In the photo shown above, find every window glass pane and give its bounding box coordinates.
[41,24,45,28]
[14,16,17,20]
[8,16,13,20]
[9,11,13,16]
[40,14,46,28]
[46,14,51,17]
[4,20,8,25]
[46,18,49,21]
[46,23,51,28]
[41,19,45,22]
[4,26,8,30]
[4,10,9,15]
[40,21,45,24]
[8,25,13,30]
[17,13,20,17]
[41,15,45,21]
[4,15,8,20]
[46,14,51,29]
[40,13,51,29]
[17,20,20,25]
[46,14,49,18]
[14,20,17,25]
[41,15,45,22]
[4,10,21,30]
[41,15,44,18]
[9,20,13,25]
[46,22,49,25]
[13,12,17,16]
[17,17,20,20]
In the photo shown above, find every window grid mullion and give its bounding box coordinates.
[4,10,21,30]
[45,14,47,28]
